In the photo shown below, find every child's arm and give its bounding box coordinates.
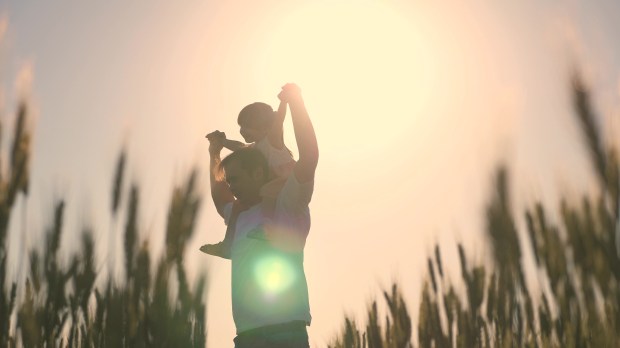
[267,100,287,150]
[214,131,247,151]
[223,138,247,151]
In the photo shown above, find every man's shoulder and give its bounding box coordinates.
[276,174,314,210]
[281,173,314,194]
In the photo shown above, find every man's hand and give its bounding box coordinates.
[278,83,303,105]
[206,130,225,155]
[207,130,234,217]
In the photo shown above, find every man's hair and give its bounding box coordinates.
[237,102,274,129]
[220,147,269,181]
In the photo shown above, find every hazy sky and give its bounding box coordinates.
[1,0,619,346]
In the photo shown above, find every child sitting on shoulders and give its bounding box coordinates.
[201,97,295,258]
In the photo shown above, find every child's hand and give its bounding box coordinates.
[205,130,226,141]
[278,83,303,104]
[206,130,225,155]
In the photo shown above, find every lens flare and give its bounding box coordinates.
[254,255,296,296]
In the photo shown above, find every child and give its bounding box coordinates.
[201,98,295,259]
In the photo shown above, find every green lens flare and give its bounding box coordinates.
[254,255,296,295]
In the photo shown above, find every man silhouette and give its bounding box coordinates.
[206,83,318,348]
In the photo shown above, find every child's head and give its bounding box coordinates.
[237,102,274,143]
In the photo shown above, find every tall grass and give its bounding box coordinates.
[330,74,620,347]
[0,97,207,346]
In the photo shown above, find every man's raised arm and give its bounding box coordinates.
[278,84,318,183]
[206,131,234,217]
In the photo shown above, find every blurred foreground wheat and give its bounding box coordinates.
[330,75,620,348]
[0,97,206,346]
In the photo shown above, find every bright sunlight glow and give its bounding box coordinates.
[254,255,297,296]
[257,0,437,158]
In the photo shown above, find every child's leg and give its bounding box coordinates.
[200,201,244,259]
[247,176,285,241]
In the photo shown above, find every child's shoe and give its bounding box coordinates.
[200,241,231,259]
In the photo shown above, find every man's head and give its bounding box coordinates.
[237,102,275,143]
[220,147,269,204]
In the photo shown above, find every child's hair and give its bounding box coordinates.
[237,102,274,129]
[238,101,294,159]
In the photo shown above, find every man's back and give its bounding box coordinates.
[225,174,314,333]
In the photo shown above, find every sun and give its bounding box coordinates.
[256,0,436,159]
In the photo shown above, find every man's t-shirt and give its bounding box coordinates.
[222,174,314,334]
